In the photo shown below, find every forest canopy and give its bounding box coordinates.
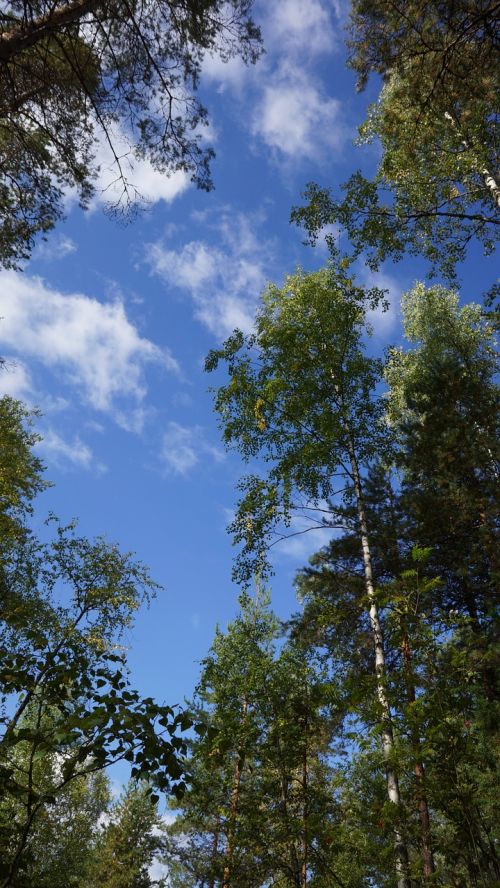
[0,1,498,886]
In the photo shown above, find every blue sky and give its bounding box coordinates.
[0,0,492,719]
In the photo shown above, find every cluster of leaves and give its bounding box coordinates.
[0,763,169,888]
[292,0,499,283]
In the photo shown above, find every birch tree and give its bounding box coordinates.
[292,0,499,283]
[0,401,191,886]
[206,265,412,887]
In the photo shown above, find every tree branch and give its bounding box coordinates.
[0,0,105,62]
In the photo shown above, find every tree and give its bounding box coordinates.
[292,0,499,282]
[385,283,500,883]
[89,781,167,888]
[0,746,110,888]
[291,466,438,884]
[0,0,261,266]
[385,282,499,665]
[167,595,343,888]
[0,396,47,555]
[206,265,413,887]
[0,398,191,886]
[172,591,279,888]
[167,592,277,888]
[0,520,190,888]
[386,283,499,687]
[257,640,341,888]
[288,283,500,883]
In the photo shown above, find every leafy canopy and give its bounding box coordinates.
[206,265,390,584]
[292,0,499,282]
[0,0,261,266]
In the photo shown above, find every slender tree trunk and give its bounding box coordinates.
[301,712,308,888]
[209,815,220,888]
[481,168,500,211]
[222,697,247,888]
[277,755,301,886]
[347,440,411,888]
[401,629,435,878]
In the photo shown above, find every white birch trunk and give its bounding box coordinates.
[481,168,500,211]
[443,112,500,211]
[347,440,411,888]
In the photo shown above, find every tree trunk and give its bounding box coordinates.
[348,440,411,888]
[301,711,308,888]
[277,757,301,887]
[222,697,248,888]
[443,112,500,211]
[481,168,500,211]
[209,815,220,888]
[401,629,435,878]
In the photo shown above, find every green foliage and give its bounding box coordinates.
[168,595,344,888]
[0,0,262,265]
[89,782,167,888]
[0,399,191,885]
[386,283,499,623]
[0,2,498,882]
[0,395,47,553]
[292,0,499,282]
[202,254,500,885]
[0,749,110,888]
[206,264,390,584]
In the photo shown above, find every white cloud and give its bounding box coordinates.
[263,0,337,57]
[271,510,338,563]
[37,428,94,471]
[358,267,403,339]
[89,124,191,211]
[202,51,250,93]
[161,422,224,476]
[0,359,33,399]
[0,271,178,422]
[201,2,347,167]
[252,65,346,162]
[146,209,275,337]
[149,859,169,882]
[34,234,77,262]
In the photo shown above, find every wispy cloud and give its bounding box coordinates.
[0,359,33,400]
[358,267,403,340]
[93,134,191,211]
[0,270,179,425]
[262,0,338,57]
[36,428,96,471]
[202,1,347,168]
[271,510,338,563]
[251,65,345,163]
[161,422,224,476]
[146,208,276,337]
[33,234,77,262]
